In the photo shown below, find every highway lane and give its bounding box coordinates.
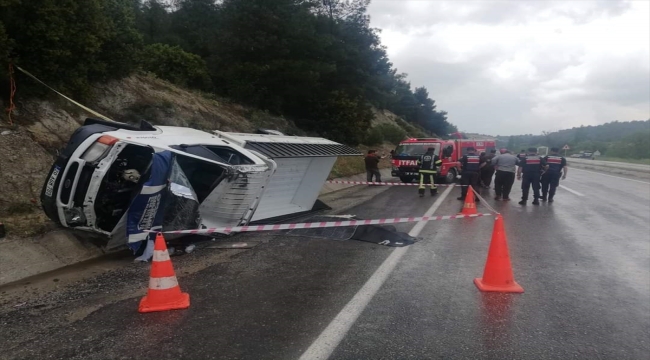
[328,170,650,359]
[0,171,648,359]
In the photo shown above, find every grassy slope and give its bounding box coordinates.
[329,144,394,179]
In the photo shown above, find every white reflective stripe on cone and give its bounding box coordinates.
[153,249,170,262]
[149,276,179,290]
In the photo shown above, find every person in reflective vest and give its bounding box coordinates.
[541,147,568,202]
[457,147,485,201]
[516,147,548,205]
[417,147,442,197]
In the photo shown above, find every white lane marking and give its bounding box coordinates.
[570,167,650,185]
[559,185,585,197]
[298,186,454,360]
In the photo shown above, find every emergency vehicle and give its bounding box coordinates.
[391,138,497,183]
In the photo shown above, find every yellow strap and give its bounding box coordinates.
[15,66,115,122]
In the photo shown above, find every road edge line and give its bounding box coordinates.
[559,184,585,197]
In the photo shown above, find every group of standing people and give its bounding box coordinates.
[366,145,568,205]
[458,147,568,205]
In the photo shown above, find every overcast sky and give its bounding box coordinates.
[367,0,650,136]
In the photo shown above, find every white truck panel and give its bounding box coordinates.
[251,157,335,221]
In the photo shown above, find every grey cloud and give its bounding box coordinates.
[369,0,633,30]
[389,53,538,134]
[367,0,648,135]
[571,58,650,106]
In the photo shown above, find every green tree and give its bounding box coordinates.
[170,0,221,58]
[136,0,175,45]
[607,130,650,159]
[138,43,212,90]
[2,0,141,97]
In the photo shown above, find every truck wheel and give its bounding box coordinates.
[400,176,414,183]
[444,169,457,184]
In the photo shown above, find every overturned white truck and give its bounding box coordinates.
[40,118,360,252]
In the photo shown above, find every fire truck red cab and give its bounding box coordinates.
[391,138,497,183]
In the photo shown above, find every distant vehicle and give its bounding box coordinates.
[570,152,595,159]
[40,118,359,251]
[391,138,497,183]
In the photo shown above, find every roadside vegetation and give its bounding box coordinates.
[594,157,650,166]
[329,144,394,179]
[0,0,455,145]
[499,120,650,160]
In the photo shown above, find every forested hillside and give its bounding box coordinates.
[499,120,650,159]
[0,0,454,145]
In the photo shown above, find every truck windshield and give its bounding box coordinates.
[394,143,440,156]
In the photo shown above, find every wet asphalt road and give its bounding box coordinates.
[1,169,649,359]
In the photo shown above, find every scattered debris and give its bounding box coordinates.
[184,244,196,253]
[323,214,356,219]
[284,215,416,247]
[1,130,12,136]
[207,242,259,249]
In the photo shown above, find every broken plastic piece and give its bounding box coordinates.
[134,239,155,262]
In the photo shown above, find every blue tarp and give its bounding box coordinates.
[126,151,172,252]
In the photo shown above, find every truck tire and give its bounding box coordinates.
[400,176,414,183]
[444,168,457,184]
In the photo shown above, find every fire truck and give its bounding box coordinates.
[391,138,497,183]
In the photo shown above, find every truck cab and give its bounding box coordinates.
[391,138,497,183]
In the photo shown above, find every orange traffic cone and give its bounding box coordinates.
[139,233,190,313]
[459,186,478,215]
[474,215,524,293]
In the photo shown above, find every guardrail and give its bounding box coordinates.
[567,158,650,173]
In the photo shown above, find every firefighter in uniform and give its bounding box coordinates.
[417,147,442,197]
[457,147,484,201]
[516,147,547,205]
[541,147,568,202]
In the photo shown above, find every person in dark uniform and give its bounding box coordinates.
[516,147,547,205]
[541,147,568,202]
[481,149,497,188]
[457,147,484,201]
[517,149,527,162]
[364,150,381,184]
[417,147,442,197]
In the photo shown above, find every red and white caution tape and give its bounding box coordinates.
[326,180,466,187]
[160,213,493,235]
[470,187,500,215]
